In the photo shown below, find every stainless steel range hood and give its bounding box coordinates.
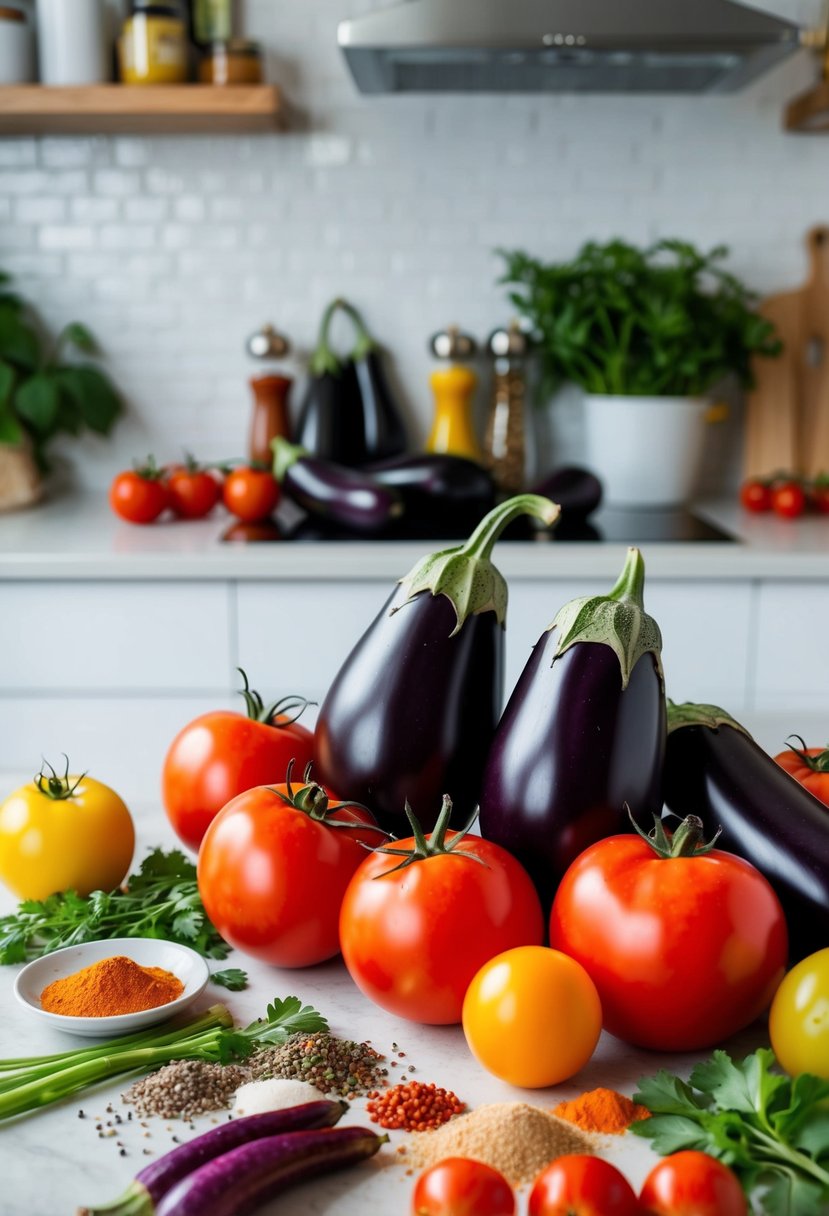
[337,0,802,95]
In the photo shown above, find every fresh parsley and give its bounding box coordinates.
[211,968,249,991]
[633,1049,829,1216]
[0,847,230,964]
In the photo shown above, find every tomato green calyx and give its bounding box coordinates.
[373,796,488,876]
[34,755,86,801]
[236,668,315,728]
[132,454,165,481]
[270,760,389,836]
[551,546,663,689]
[395,494,560,635]
[666,699,752,737]
[630,808,722,859]
[785,735,829,773]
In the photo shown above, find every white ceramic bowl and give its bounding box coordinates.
[14,938,210,1038]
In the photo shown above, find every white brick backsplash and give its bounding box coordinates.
[99,224,156,250]
[93,169,141,196]
[39,225,95,251]
[15,197,66,224]
[71,197,119,222]
[173,196,206,222]
[123,197,168,222]
[0,141,37,167]
[39,138,108,169]
[0,226,34,250]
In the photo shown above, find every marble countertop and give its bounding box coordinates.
[0,492,828,581]
[0,794,769,1216]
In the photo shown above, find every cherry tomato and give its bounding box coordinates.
[810,483,829,515]
[412,1158,515,1216]
[0,758,134,900]
[549,817,788,1051]
[109,463,168,524]
[222,466,280,522]
[529,1156,639,1216]
[769,948,829,1078]
[162,672,315,851]
[462,946,601,1087]
[639,1152,747,1216]
[339,799,543,1025]
[773,738,829,807]
[166,464,221,519]
[739,479,772,513]
[771,480,806,519]
[198,774,382,967]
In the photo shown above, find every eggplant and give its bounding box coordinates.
[295,300,366,467]
[273,437,403,534]
[315,494,560,832]
[364,452,496,536]
[478,547,665,906]
[530,465,603,520]
[78,1102,347,1216]
[154,1127,384,1216]
[664,701,829,961]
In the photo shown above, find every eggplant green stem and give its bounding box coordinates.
[666,700,751,736]
[462,493,560,560]
[309,297,346,377]
[607,545,645,607]
[77,1179,153,1216]
[271,435,307,482]
[337,299,377,361]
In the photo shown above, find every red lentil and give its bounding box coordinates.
[366,1081,465,1132]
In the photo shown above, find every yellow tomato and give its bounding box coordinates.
[0,764,135,899]
[462,945,602,1088]
[770,949,829,1079]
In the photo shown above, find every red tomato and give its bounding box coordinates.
[109,466,168,524]
[167,465,221,519]
[339,798,544,1025]
[198,776,382,967]
[548,817,788,1050]
[739,479,772,513]
[162,673,315,850]
[810,484,829,515]
[639,1152,747,1216]
[412,1158,515,1216]
[771,480,806,519]
[774,738,829,807]
[223,466,280,522]
[529,1156,639,1216]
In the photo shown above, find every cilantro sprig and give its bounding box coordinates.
[211,968,249,992]
[0,847,230,964]
[633,1049,829,1216]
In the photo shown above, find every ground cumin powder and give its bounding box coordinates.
[553,1087,651,1135]
[41,955,183,1017]
[406,1102,592,1186]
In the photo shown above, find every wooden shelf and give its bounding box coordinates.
[0,84,282,135]
[784,80,829,132]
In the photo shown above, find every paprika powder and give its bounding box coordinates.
[552,1087,650,1135]
[40,955,183,1017]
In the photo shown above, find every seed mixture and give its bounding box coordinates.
[122,1060,247,1120]
[366,1081,465,1131]
[246,1033,387,1097]
[406,1102,593,1186]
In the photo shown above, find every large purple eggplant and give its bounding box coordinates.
[364,452,495,536]
[665,701,829,961]
[273,436,403,534]
[478,547,665,905]
[314,494,560,832]
[295,300,366,467]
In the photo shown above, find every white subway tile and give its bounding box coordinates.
[39,225,95,250]
[14,197,66,224]
[99,224,156,250]
[40,138,108,169]
[124,197,168,222]
[174,196,207,222]
[0,141,37,168]
[112,138,151,167]
[71,196,119,222]
[93,169,141,196]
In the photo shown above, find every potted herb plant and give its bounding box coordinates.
[500,239,781,507]
[0,270,121,510]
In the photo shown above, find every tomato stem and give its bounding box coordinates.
[235,668,315,728]
[33,755,86,802]
[785,735,829,774]
[268,760,390,838]
[373,797,489,876]
[628,806,722,859]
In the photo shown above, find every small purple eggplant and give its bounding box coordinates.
[315,494,561,831]
[273,436,403,534]
[478,547,665,905]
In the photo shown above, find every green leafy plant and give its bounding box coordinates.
[0,270,121,468]
[212,967,249,991]
[633,1048,829,1215]
[499,239,782,398]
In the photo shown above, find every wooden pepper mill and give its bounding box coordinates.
[246,324,292,466]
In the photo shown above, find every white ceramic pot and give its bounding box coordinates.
[0,8,36,82]
[583,394,709,508]
[36,0,107,83]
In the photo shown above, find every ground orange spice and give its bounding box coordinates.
[552,1087,651,1134]
[40,955,183,1017]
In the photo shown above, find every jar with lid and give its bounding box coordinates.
[483,320,534,496]
[199,39,263,84]
[119,1,188,84]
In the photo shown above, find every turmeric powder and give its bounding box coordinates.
[40,955,183,1017]
[552,1087,650,1135]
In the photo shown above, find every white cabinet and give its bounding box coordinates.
[754,583,829,711]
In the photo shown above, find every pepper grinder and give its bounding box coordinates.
[483,320,531,496]
[245,324,292,467]
[426,325,482,462]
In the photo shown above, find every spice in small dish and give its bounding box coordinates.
[40,955,183,1018]
[552,1087,651,1135]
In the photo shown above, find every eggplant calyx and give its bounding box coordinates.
[630,807,722,859]
[666,700,752,737]
[550,547,663,689]
[395,494,560,634]
[309,298,347,377]
[271,436,308,482]
[372,796,488,876]
[76,1179,154,1216]
[34,755,86,801]
[337,299,378,361]
[785,735,829,773]
[269,759,390,836]
[236,668,315,728]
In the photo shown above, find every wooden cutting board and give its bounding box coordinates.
[745,225,829,480]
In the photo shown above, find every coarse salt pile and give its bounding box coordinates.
[406,1102,593,1186]
[233,1078,326,1117]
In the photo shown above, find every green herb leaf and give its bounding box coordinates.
[14,374,60,435]
[0,308,40,372]
[57,366,121,434]
[630,1113,712,1155]
[212,968,249,992]
[59,322,98,355]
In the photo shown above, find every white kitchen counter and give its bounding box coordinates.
[0,492,828,581]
